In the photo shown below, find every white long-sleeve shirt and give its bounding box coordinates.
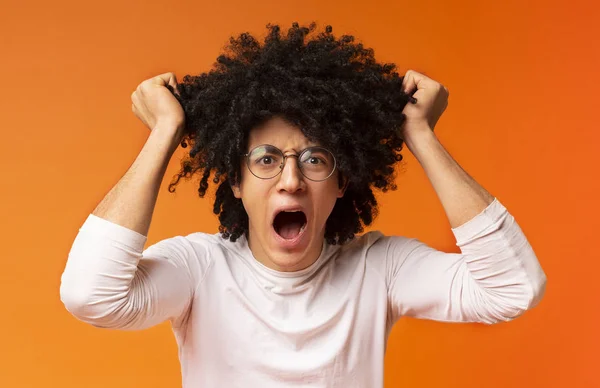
[60,198,546,387]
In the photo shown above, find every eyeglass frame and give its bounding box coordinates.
[241,144,337,182]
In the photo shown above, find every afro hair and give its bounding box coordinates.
[168,21,415,244]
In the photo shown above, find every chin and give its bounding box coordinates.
[249,207,327,272]
[267,225,320,272]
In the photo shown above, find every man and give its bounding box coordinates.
[60,22,547,387]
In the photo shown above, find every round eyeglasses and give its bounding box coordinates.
[243,144,337,182]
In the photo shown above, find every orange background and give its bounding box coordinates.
[1,0,598,387]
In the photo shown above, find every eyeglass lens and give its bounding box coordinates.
[247,145,335,181]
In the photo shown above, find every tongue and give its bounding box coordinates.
[279,221,303,239]
[274,212,306,240]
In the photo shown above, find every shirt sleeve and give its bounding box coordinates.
[382,198,547,325]
[60,214,210,330]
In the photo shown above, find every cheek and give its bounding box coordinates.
[239,176,271,222]
[241,193,262,228]
[313,182,342,218]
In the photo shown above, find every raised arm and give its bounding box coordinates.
[60,73,203,330]
[381,70,547,324]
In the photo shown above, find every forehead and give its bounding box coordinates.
[247,116,318,150]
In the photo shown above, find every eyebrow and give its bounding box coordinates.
[248,144,319,153]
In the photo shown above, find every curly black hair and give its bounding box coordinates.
[167,21,415,245]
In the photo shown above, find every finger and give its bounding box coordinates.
[401,71,419,104]
[153,72,174,85]
[131,91,147,119]
[166,73,178,90]
[157,72,180,97]
[413,71,436,89]
[131,90,141,107]
[402,70,417,94]
[132,103,141,120]
[155,72,179,93]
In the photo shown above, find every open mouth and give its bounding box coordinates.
[273,210,307,240]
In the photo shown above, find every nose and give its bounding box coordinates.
[275,155,306,193]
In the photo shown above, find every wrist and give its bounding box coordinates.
[147,129,182,156]
[403,125,437,153]
[151,120,183,136]
[151,121,183,143]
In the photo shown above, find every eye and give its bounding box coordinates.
[307,157,322,165]
[253,153,280,166]
[259,156,274,165]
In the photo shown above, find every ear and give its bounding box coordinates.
[231,181,242,199]
[337,175,349,198]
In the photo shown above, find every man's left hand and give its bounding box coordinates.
[400,70,449,142]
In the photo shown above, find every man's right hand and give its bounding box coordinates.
[131,72,185,146]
